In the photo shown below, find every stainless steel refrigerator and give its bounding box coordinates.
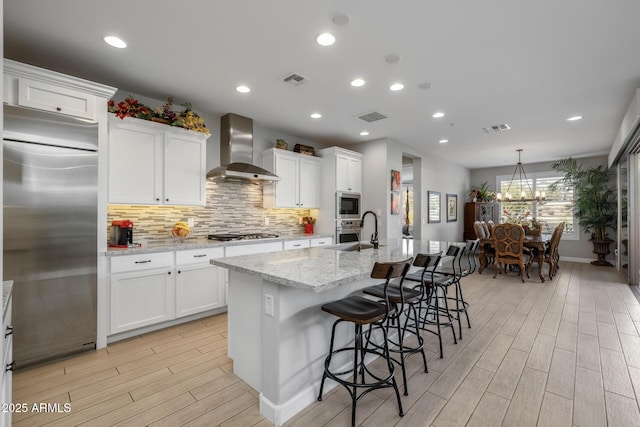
[3,105,99,368]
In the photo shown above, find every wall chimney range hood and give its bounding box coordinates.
[206,113,280,182]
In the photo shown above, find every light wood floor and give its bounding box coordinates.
[13,261,640,426]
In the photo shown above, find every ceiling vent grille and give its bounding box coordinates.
[283,73,309,86]
[357,111,388,123]
[483,123,511,133]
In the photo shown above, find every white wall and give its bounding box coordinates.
[357,138,470,243]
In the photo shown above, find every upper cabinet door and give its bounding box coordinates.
[17,78,97,120]
[108,119,162,204]
[164,133,206,206]
[298,156,321,208]
[273,153,299,208]
[336,154,362,193]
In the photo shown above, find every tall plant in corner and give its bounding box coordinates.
[551,157,617,266]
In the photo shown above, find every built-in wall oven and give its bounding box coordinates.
[336,219,361,244]
[336,191,361,219]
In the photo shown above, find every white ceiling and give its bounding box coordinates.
[4,1,640,168]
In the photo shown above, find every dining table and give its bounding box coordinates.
[477,233,551,282]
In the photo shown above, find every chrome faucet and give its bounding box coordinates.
[360,210,379,249]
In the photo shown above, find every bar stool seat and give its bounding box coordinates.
[317,259,411,427]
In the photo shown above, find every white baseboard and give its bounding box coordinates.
[559,256,596,264]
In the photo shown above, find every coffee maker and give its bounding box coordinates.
[110,219,134,247]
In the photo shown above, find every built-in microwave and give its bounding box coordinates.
[336,191,361,219]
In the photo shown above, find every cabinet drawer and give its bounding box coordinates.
[176,247,224,265]
[110,252,173,274]
[225,241,283,257]
[310,237,333,247]
[18,77,96,120]
[283,239,310,250]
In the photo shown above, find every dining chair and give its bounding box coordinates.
[474,221,495,273]
[492,223,531,283]
[526,221,564,280]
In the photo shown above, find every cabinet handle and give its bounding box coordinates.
[56,107,62,112]
[6,361,15,372]
[293,244,301,247]
[156,198,160,202]
[166,198,169,202]
[193,254,207,258]
[4,326,13,338]
[134,260,152,264]
[178,270,181,274]
[168,271,172,275]
[317,242,326,245]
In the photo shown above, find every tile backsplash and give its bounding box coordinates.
[107,180,313,245]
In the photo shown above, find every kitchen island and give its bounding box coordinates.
[210,239,462,426]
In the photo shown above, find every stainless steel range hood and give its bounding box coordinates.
[206,113,280,182]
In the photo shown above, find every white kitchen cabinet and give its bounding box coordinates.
[318,147,363,193]
[310,236,333,247]
[107,115,207,206]
[3,59,116,121]
[262,148,321,208]
[175,248,226,318]
[283,239,310,250]
[109,252,175,334]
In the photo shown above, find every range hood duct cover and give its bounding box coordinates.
[206,113,280,182]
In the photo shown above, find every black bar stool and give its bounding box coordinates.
[317,258,411,427]
[405,246,461,358]
[361,253,441,395]
[448,239,478,338]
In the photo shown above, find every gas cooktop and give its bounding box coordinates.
[207,233,280,241]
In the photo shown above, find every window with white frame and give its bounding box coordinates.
[496,171,577,240]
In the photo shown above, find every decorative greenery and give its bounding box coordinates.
[108,96,210,135]
[468,181,497,202]
[550,157,616,240]
[502,208,538,231]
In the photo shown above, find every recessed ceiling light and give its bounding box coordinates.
[567,115,583,121]
[351,78,365,87]
[103,35,127,49]
[236,85,251,93]
[439,139,448,144]
[310,113,322,119]
[360,131,370,136]
[432,112,445,118]
[390,83,404,91]
[316,33,336,46]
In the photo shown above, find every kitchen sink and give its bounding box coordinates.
[326,242,385,251]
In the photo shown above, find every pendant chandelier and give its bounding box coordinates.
[496,149,545,202]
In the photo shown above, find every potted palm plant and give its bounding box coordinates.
[551,158,617,266]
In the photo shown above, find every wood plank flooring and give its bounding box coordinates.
[12,261,640,426]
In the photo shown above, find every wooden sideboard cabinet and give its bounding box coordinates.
[463,202,500,240]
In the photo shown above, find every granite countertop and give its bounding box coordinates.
[105,233,334,256]
[210,239,464,293]
[3,280,13,319]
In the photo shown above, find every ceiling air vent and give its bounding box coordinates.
[483,123,511,133]
[357,111,388,123]
[283,73,309,86]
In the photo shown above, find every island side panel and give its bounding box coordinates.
[227,270,263,392]
[260,276,378,425]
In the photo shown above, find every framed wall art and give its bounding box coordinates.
[446,193,457,222]
[391,170,401,192]
[428,191,441,223]
[390,192,400,215]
